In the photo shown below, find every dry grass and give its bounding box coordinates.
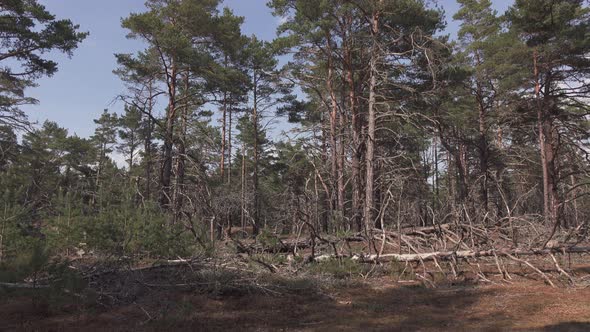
[2,254,590,331]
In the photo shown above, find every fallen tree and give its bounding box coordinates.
[0,282,49,289]
[236,239,311,254]
[313,246,590,263]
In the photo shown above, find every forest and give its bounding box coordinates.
[2,0,590,330]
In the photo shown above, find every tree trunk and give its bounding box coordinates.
[227,101,233,235]
[321,112,331,233]
[364,5,380,235]
[534,50,556,224]
[543,115,561,243]
[476,82,488,212]
[535,49,550,222]
[570,175,579,227]
[241,139,247,236]
[338,102,346,229]
[448,150,455,206]
[220,90,227,181]
[144,80,155,201]
[453,142,469,204]
[433,135,439,204]
[172,73,188,224]
[220,55,229,181]
[343,21,362,232]
[534,51,562,246]
[252,73,260,236]
[95,143,105,204]
[160,63,177,210]
[128,132,135,176]
[228,102,232,186]
[325,35,344,225]
[314,246,590,263]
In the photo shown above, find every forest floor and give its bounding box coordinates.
[2,256,590,331]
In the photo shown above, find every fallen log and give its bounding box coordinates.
[401,224,451,236]
[314,246,590,263]
[237,235,364,254]
[0,282,49,289]
[236,239,311,254]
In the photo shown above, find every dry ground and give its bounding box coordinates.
[2,265,590,332]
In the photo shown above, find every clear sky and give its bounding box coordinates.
[23,0,513,138]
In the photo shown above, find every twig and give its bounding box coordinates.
[550,253,575,286]
[506,253,555,288]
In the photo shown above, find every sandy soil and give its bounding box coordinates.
[2,274,590,331]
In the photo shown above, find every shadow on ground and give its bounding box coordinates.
[542,322,590,332]
[2,270,590,331]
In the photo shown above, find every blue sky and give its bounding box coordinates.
[23,0,513,138]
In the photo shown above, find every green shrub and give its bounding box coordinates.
[0,241,87,311]
[76,205,195,259]
[256,228,280,249]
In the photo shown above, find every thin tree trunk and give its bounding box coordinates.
[343,23,362,232]
[228,103,232,186]
[476,82,488,212]
[241,139,247,236]
[321,111,331,233]
[220,55,229,181]
[160,63,177,210]
[534,50,561,246]
[544,114,561,243]
[0,205,6,263]
[173,73,189,224]
[227,101,233,236]
[252,73,260,236]
[434,135,439,203]
[535,49,550,221]
[338,104,346,228]
[221,91,227,180]
[364,3,380,235]
[445,141,469,205]
[470,51,490,212]
[95,143,105,202]
[325,34,344,223]
[570,175,579,227]
[448,150,456,206]
[128,132,135,176]
[144,80,154,201]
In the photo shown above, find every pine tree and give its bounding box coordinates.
[121,0,246,217]
[504,0,590,240]
[118,105,143,175]
[452,0,501,211]
[243,36,286,235]
[0,0,87,129]
[91,110,118,200]
[114,49,161,201]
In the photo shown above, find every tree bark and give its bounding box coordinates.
[172,72,189,224]
[228,102,232,186]
[220,55,228,181]
[241,139,247,236]
[314,246,590,263]
[160,62,177,210]
[325,34,344,224]
[342,16,363,232]
[220,90,227,180]
[144,80,155,201]
[476,81,488,211]
[535,49,550,222]
[252,72,260,236]
[364,4,380,235]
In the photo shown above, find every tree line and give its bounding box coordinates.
[1,0,590,260]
